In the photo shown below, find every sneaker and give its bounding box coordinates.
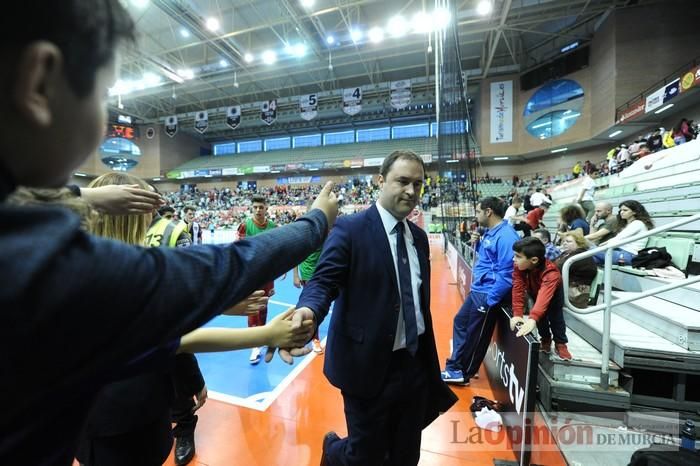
[312,338,324,354]
[249,347,261,365]
[441,369,467,385]
[554,343,572,361]
[540,338,552,354]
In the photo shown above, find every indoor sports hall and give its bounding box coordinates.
[5,0,699,465]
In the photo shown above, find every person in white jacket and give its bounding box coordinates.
[593,200,654,265]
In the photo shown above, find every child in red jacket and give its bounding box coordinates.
[509,237,573,360]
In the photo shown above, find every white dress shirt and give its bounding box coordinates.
[376,202,426,351]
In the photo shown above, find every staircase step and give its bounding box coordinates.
[539,330,621,386]
[563,309,700,371]
[537,366,631,411]
[611,271,700,311]
[611,292,700,350]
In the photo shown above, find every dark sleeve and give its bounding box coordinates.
[297,217,351,327]
[172,353,205,397]
[18,209,329,379]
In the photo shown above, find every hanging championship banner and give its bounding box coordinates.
[390,80,411,109]
[261,99,277,125]
[194,110,208,134]
[164,115,178,138]
[300,94,318,121]
[226,105,241,130]
[343,87,362,116]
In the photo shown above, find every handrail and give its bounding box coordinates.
[561,211,700,389]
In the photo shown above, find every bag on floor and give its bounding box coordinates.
[631,247,673,270]
[628,444,700,465]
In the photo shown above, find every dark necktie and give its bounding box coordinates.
[394,221,418,355]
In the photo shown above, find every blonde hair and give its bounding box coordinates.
[6,187,97,231]
[88,173,151,245]
[561,230,587,249]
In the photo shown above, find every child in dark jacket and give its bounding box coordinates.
[509,237,573,360]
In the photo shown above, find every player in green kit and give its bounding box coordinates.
[238,195,281,364]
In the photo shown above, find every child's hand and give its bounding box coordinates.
[509,316,525,331]
[266,307,314,349]
[516,319,537,337]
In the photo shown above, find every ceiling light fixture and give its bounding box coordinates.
[326,35,335,45]
[477,0,493,16]
[219,59,229,68]
[387,15,407,37]
[179,28,190,38]
[609,130,622,137]
[494,156,509,160]
[262,50,277,65]
[654,103,674,114]
[244,53,254,63]
[551,147,568,153]
[205,17,220,32]
[233,71,239,88]
[300,0,315,7]
[350,28,363,43]
[368,27,384,44]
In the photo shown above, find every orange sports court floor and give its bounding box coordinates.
[76,243,567,466]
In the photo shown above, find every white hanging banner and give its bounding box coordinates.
[261,99,277,125]
[390,80,411,109]
[194,110,208,134]
[164,115,178,138]
[300,94,318,121]
[343,87,362,116]
[489,80,513,143]
[226,105,241,130]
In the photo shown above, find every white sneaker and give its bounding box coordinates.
[249,347,261,365]
[312,339,324,354]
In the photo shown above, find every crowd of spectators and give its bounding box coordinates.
[162,180,381,229]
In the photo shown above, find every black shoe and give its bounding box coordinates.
[320,431,339,466]
[175,434,195,466]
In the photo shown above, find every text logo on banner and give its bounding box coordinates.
[490,81,513,143]
[343,87,362,116]
[300,94,318,121]
[164,115,178,138]
[390,80,411,110]
[261,99,277,125]
[226,106,241,130]
[644,86,665,113]
[194,111,208,134]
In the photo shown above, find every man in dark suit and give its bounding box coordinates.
[286,150,458,465]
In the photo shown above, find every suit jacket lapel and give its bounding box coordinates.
[367,205,399,294]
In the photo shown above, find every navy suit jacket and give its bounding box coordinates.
[298,204,456,426]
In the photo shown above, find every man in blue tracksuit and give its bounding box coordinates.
[442,197,519,385]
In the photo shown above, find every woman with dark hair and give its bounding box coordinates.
[593,200,654,265]
[559,204,590,237]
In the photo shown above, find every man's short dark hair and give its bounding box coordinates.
[379,150,426,178]
[251,196,267,205]
[478,197,506,218]
[183,206,195,213]
[2,0,136,98]
[513,237,546,263]
[158,206,174,216]
[533,228,551,242]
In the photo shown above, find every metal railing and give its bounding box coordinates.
[562,212,700,390]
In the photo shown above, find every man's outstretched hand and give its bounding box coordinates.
[265,307,316,364]
[310,181,338,229]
